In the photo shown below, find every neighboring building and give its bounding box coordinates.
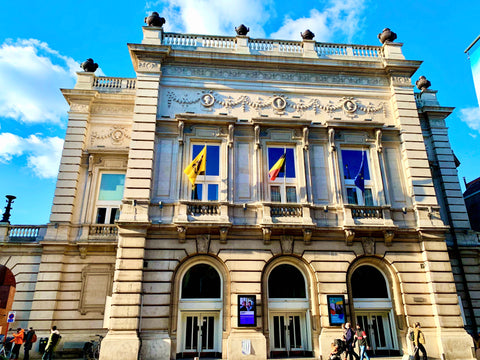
[464,177,480,231]
[0,22,478,360]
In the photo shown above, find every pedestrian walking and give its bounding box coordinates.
[42,326,61,360]
[413,322,427,360]
[24,327,36,360]
[355,324,370,360]
[9,328,24,360]
[345,322,359,360]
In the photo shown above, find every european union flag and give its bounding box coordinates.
[354,151,365,192]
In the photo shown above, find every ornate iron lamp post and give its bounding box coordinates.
[1,195,16,223]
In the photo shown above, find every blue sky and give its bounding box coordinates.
[1,0,479,224]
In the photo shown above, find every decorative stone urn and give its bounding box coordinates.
[378,28,397,44]
[144,12,166,27]
[80,58,98,73]
[416,76,432,91]
[301,29,315,40]
[235,24,249,36]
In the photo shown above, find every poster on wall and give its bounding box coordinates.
[238,295,256,327]
[327,295,345,326]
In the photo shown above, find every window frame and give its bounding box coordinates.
[339,148,375,206]
[188,143,221,202]
[267,146,298,204]
[94,172,125,224]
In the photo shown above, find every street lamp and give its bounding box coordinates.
[1,195,16,223]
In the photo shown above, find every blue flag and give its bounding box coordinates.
[354,152,365,192]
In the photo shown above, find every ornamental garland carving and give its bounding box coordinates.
[90,126,131,146]
[91,105,132,114]
[167,90,385,118]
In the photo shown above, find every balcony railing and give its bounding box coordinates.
[89,224,118,238]
[187,202,220,216]
[270,204,303,217]
[93,77,136,91]
[162,33,384,59]
[7,225,46,242]
[351,206,384,219]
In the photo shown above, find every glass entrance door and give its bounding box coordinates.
[356,312,397,356]
[182,313,218,357]
[271,313,306,357]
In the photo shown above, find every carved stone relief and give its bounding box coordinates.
[280,235,294,254]
[196,234,211,253]
[361,238,375,255]
[167,91,385,119]
[90,126,131,147]
[162,65,389,87]
[91,105,132,114]
[138,60,161,72]
[70,103,90,112]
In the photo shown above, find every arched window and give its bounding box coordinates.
[352,265,388,298]
[268,264,306,298]
[181,264,221,299]
[0,265,15,308]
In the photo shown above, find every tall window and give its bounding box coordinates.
[190,144,220,201]
[95,173,125,224]
[268,147,297,203]
[341,149,374,206]
[181,264,221,299]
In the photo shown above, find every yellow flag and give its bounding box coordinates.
[184,146,207,186]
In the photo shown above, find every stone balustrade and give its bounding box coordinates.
[2,225,47,242]
[89,224,118,239]
[162,32,384,59]
[93,77,136,90]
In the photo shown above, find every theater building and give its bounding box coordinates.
[0,21,478,360]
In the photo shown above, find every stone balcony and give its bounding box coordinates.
[0,224,47,242]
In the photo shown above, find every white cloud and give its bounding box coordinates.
[146,0,273,37]
[146,0,366,43]
[0,133,63,178]
[460,107,480,133]
[0,38,78,124]
[272,0,366,42]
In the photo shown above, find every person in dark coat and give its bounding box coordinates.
[344,323,359,360]
[24,327,36,360]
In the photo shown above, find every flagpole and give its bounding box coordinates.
[203,143,207,201]
[283,147,286,203]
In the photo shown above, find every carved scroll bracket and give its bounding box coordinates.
[177,226,186,243]
[345,229,355,246]
[263,227,271,244]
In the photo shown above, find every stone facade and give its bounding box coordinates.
[0,25,479,360]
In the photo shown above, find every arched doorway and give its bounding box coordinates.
[351,265,399,356]
[0,265,16,340]
[177,263,222,359]
[267,263,312,358]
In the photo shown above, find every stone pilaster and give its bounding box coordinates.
[388,71,444,229]
[47,90,94,241]
[100,57,162,359]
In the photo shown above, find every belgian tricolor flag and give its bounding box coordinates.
[269,153,286,181]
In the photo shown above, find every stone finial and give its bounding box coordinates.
[144,12,166,27]
[235,24,249,36]
[80,58,98,73]
[301,29,315,40]
[378,28,397,44]
[415,76,432,91]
